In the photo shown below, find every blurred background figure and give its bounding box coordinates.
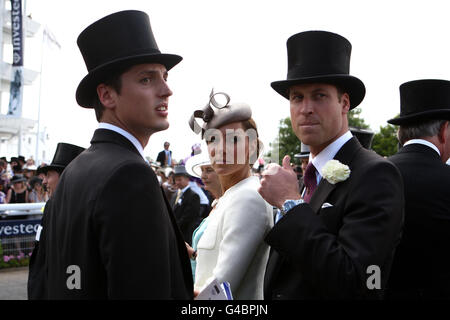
[28,177,48,203]
[185,151,223,280]
[156,141,173,167]
[171,165,201,245]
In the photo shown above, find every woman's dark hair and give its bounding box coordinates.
[241,118,263,165]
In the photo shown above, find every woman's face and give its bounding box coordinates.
[200,165,221,195]
[13,182,24,189]
[206,121,257,176]
[34,182,43,192]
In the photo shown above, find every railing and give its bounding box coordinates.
[0,203,46,217]
[0,202,46,259]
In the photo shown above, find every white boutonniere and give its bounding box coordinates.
[322,160,351,184]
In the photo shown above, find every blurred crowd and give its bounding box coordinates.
[0,156,49,207]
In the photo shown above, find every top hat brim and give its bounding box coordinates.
[37,164,65,175]
[271,74,366,109]
[76,53,182,108]
[387,109,450,125]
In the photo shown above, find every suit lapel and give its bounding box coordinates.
[309,179,336,214]
[308,137,362,214]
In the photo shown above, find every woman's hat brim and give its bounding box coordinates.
[271,74,365,109]
[185,152,211,178]
[387,109,450,125]
[76,53,182,108]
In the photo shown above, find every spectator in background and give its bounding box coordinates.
[387,79,450,299]
[171,165,201,245]
[184,151,223,281]
[28,142,85,300]
[0,159,7,174]
[28,177,48,203]
[0,182,6,204]
[156,141,172,167]
[6,175,28,204]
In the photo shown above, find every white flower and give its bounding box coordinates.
[322,160,350,184]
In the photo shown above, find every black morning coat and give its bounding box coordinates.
[264,137,405,299]
[171,187,200,246]
[41,129,193,299]
[387,143,450,299]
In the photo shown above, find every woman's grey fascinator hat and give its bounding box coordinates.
[189,89,252,138]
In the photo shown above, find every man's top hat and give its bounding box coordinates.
[294,142,310,159]
[37,143,85,175]
[349,126,375,149]
[271,31,365,109]
[76,10,182,108]
[388,79,450,125]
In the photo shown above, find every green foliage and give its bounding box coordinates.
[371,123,399,157]
[276,117,301,164]
[348,108,370,129]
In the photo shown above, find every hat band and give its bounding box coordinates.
[287,64,349,80]
[85,47,162,72]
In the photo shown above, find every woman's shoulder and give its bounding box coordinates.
[222,177,270,213]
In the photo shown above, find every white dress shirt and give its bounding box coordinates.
[308,130,353,186]
[98,122,146,160]
[403,139,441,157]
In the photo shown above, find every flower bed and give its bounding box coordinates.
[0,241,31,269]
[1,253,31,269]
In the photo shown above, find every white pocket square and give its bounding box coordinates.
[321,202,334,209]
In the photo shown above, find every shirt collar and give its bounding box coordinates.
[181,185,190,194]
[403,139,441,156]
[98,122,146,160]
[310,131,353,177]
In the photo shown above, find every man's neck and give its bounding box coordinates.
[100,118,150,149]
[309,130,350,157]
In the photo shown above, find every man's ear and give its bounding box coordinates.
[96,84,117,110]
[341,93,351,114]
[438,121,450,144]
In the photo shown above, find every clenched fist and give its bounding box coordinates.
[258,155,302,209]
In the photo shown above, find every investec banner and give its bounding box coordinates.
[7,0,24,117]
[0,218,41,238]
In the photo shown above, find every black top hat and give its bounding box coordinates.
[76,10,182,108]
[271,31,365,109]
[294,142,310,159]
[388,79,450,125]
[350,126,374,149]
[37,143,85,175]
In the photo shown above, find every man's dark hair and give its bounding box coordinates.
[91,64,134,121]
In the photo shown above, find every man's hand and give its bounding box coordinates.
[258,155,302,209]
